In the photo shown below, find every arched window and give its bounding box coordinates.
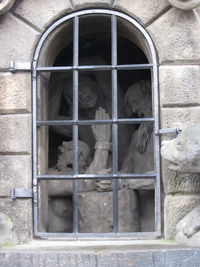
[33,9,160,237]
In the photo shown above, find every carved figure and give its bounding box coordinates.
[121,80,154,185]
[0,0,15,16]
[49,55,129,164]
[48,108,111,232]
[161,124,200,173]
[161,124,200,243]
[97,80,155,190]
[122,80,155,231]
[168,0,200,10]
[96,80,155,231]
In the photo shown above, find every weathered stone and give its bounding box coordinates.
[162,159,200,194]
[0,114,31,153]
[139,190,155,232]
[73,0,111,9]
[0,212,18,246]
[164,194,200,238]
[0,13,39,70]
[0,155,31,192]
[161,124,200,173]
[159,66,200,107]
[147,9,200,63]
[48,197,73,233]
[195,4,200,16]
[169,0,200,10]
[176,205,200,245]
[14,0,72,31]
[2,243,200,267]
[78,190,139,233]
[0,199,32,243]
[115,0,170,25]
[0,72,31,114]
[0,0,15,16]
[161,107,200,130]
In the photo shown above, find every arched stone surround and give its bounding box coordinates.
[0,0,200,244]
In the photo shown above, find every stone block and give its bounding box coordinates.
[73,0,111,9]
[14,0,72,31]
[78,189,139,233]
[0,114,31,153]
[2,247,200,267]
[0,199,32,243]
[164,194,200,239]
[0,212,18,246]
[159,66,200,107]
[0,155,32,196]
[161,159,200,194]
[115,0,169,25]
[161,107,200,130]
[147,9,200,63]
[0,72,31,114]
[0,13,39,70]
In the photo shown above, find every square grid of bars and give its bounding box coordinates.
[32,12,161,238]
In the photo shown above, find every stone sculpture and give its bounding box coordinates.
[49,55,129,165]
[121,80,154,176]
[161,124,200,173]
[48,108,112,232]
[48,79,155,233]
[0,0,15,16]
[161,124,200,244]
[168,0,200,10]
[96,80,155,231]
[122,80,155,231]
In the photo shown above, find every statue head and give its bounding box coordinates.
[57,140,91,173]
[125,80,152,118]
[63,75,98,109]
[161,124,200,173]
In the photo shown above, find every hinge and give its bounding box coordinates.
[10,188,33,200]
[9,61,31,72]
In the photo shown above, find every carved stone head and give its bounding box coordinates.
[57,140,91,173]
[161,124,200,173]
[124,80,152,118]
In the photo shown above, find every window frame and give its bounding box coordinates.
[32,9,160,238]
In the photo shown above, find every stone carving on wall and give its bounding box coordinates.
[161,124,200,173]
[161,124,200,244]
[168,0,200,10]
[49,56,130,165]
[0,0,15,16]
[48,75,154,233]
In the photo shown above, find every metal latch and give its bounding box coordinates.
[10,188,33,200]
[9,61,31,72]
[156,127,182,138]
[156,127,182,135]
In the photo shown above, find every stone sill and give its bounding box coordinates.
[1,240,200,267]
[0,239,197,251]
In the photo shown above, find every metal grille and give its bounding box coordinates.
[32,9,160,238]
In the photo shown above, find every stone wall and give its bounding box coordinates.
[0,0,200,244]
[148,8,200,239]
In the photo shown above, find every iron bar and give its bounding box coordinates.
[32,59,39,235]
[36,118,154,126]
[36,63,153,72]
[156,127,182,135]
[36,173,156,180]
[35,231,160,238]
[111,14,119,233]
[72,16,79,234]
[151,64,161,235]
